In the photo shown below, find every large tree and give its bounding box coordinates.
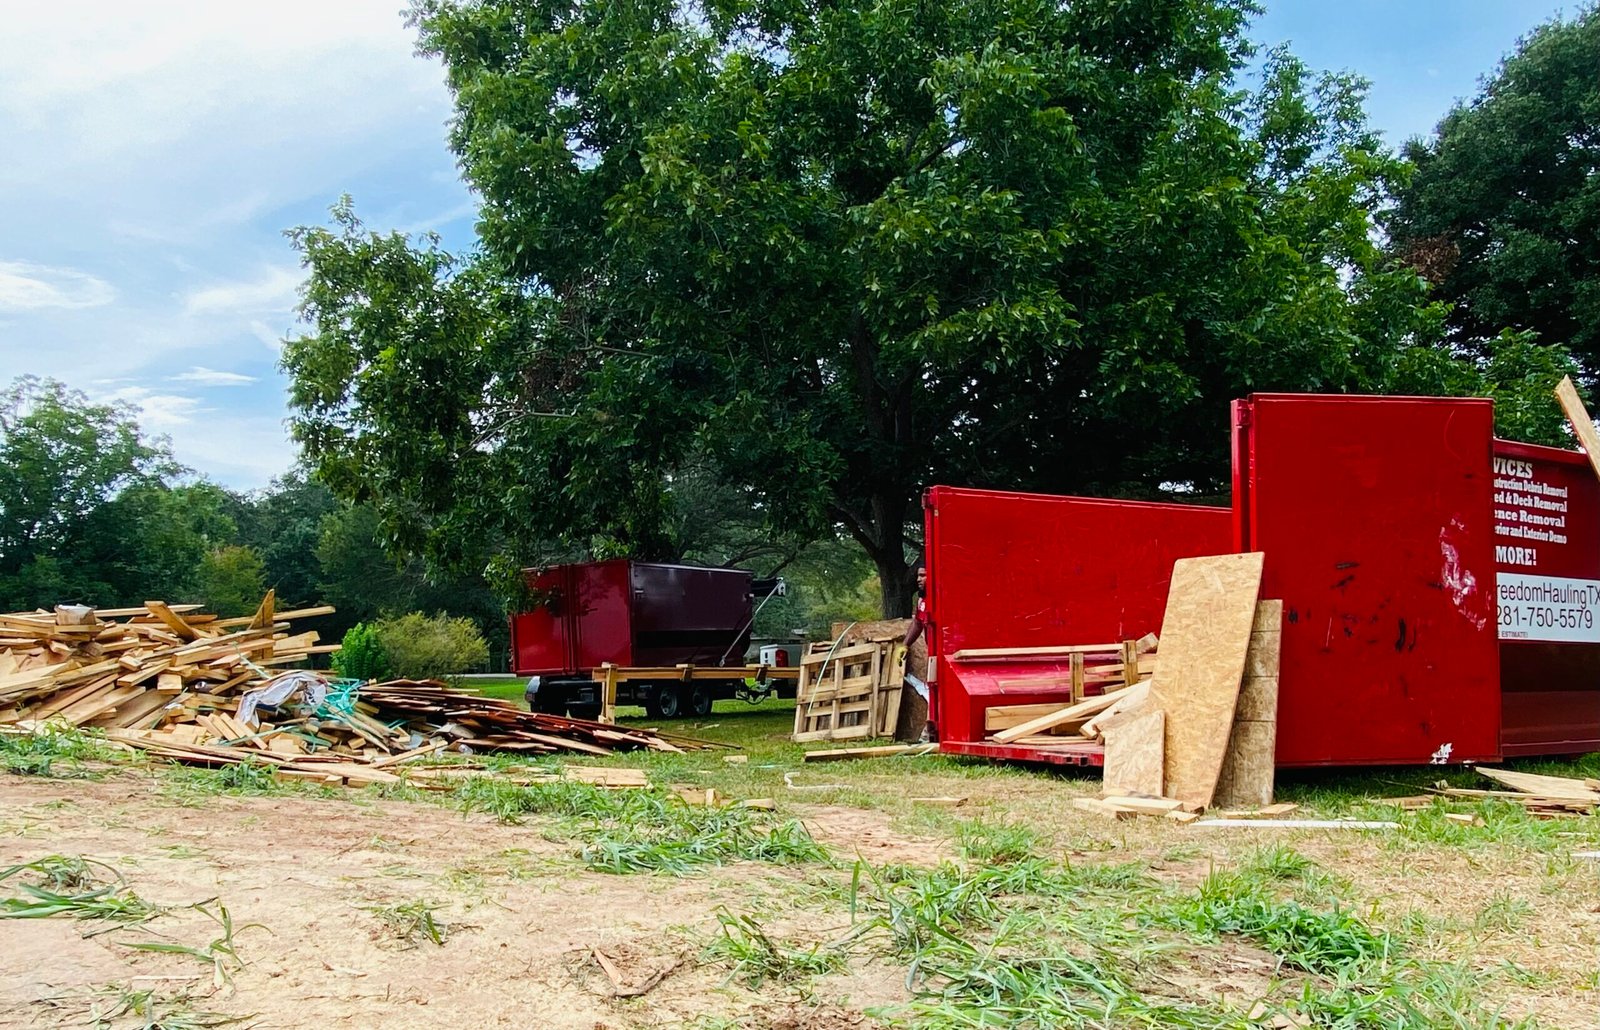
[285,0,1563,616]
[1388,7,1600,370]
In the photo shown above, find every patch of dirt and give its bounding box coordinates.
[0,773,908,1029]
[793,804,950,866]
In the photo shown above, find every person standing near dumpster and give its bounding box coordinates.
[903,558,936,742]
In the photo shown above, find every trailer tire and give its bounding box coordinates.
[646,685,683,720]
[685,684,714,718]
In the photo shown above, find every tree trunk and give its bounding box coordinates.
[876,548,914,618]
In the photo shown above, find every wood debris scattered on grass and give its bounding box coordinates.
[2,595,729,786]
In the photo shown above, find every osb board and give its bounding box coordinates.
[1213,720,1276,809]
[1103,706,1164,797]
[1148,552,1264,809]
[1213,600,1282,811]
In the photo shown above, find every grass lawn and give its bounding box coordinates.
[9,680,1598,1026]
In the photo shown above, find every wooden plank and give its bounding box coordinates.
[984,702,1074,732]
[990,684,1136,744]
[802,743,937,762]
[1476,766,1600,801]
[1071,797,1135,821]
[143,601,202,642]
[1212,600,1282,811]
[948,643,1123,662]
[1101,795,1185,814]
[1069,652,1084,704]
[1102,706,1164,797]
[1147,553,1264,809]
[1556,375,1600,481]
[1079,681,1152,739]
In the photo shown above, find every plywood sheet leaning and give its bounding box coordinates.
[1101,705,1164,797]
[1148,552,1265,809]
[1212,600,1282,810]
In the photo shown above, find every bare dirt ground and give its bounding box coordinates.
[6,761,1600,1028]
[0,773,913,1029]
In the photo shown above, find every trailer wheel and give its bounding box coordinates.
[646,685,683,719]
[685,684,714,718]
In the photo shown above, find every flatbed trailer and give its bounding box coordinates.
[596,663,799,723]
[927,393,1600,768]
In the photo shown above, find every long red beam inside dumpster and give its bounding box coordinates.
[927,393,1600,767]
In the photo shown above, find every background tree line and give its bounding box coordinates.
[0,376,874,656]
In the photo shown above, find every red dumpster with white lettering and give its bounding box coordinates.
[926,393,1600,767]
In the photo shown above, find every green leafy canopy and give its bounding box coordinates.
[284,0,1572,615]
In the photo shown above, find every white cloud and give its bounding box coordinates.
[97,385,206,429]
[183,266,301,318]
[171,366,257,387]
[0,261,114,312]
[248,321,287,351]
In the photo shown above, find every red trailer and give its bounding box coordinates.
[927,393,1600,767]
[510,560,790,718]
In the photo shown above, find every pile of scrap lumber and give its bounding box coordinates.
[1423,767,1600,818]
[1088,553,1280,818]
[0,593,334,731]
[2,596,720,786]
[792,636,907,743]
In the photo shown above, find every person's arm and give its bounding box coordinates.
[904,617,924,647]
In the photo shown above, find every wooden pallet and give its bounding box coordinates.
[792,641,905,743]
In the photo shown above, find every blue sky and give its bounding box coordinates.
[0,1,1577,489]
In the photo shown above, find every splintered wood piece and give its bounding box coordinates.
[1475,767,1600,801]
[1147,553,1264,809]
[248,589,276,631]
[1101,706,1164,797]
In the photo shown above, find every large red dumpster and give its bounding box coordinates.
[1232,394,1501,765]
[928,393,1600,768]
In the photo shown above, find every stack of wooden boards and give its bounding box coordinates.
[0,593,335,731]
[792,635,906,743]
[1412,767,1600,818]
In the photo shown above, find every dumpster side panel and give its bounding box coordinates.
[510,565,577,677]
[1235,395,1500,766]
[572,560,635,671]
[1492,439,1600,755]
[925,486,1232,744]
[629,563,754,667]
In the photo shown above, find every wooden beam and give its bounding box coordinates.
[1556,375,1600,481]
[802,743,937,762]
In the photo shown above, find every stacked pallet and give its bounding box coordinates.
[792,639,906,743]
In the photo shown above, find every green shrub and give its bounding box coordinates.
[332,621,390,680]
[372,612,488,680]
